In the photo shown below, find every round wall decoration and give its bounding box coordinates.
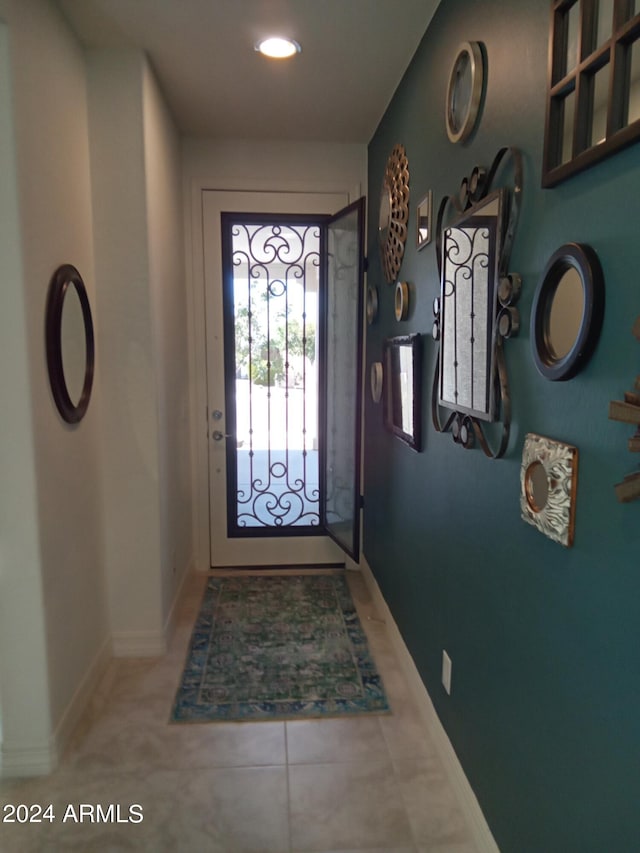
[45,263,95,424]
[394,281,409,321]
[378,143,410,284]
[445,41,484,144]
[370,361,383,403]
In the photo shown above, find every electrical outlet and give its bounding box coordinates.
[442,650,452,695]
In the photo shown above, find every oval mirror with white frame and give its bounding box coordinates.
[531,243,605,381]
[45,263,95,424]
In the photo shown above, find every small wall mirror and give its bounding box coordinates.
[416,191,432,249]
[521,433,578,547]
[45,263,95,424]
[531,243,605,381]
[378,144,410,283]
[382,333,422,451]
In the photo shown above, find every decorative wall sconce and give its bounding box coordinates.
[431,147,523,458]
[520,433,578,547]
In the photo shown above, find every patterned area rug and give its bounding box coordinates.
[171,574,390,722]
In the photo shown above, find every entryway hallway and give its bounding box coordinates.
[0,572,477,852]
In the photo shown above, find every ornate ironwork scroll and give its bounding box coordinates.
[226,220,321,530]
[431,147,523,458]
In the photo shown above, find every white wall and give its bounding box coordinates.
[182,138,367,569]
[87,50,164,652]
[142,63,193,624]
[0,0,108,774]
[88,49,193,652]
[0,1,193,774]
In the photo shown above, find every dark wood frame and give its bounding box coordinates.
[383,333,422,451]
[531,242,605,380]
[45,263,95,424]
[542,0,640,187]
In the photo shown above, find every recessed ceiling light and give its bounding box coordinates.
[255,37,301,59]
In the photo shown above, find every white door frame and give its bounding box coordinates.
[186,174,363,573]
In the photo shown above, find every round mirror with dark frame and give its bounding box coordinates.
[45,263,95,424]
[531,243,604,381]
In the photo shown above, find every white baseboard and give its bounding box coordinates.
[0,741,57,778]
[360,557,499,853]
[163,557,195,640]
[52,634,112,763]
[1,635,112,779]
[111,630,166,657]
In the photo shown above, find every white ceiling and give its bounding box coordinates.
[57,0,440,143]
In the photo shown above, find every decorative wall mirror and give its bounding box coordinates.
[366,285,379,325]
[379,144,410,283]
[531,242,605,381]
[394,281,409,321]
[520,433,578,547]
[370,361,383,403]
[542,1,640,187]
[45,263,95,424]
[416,191,433,249]
[383,333,422,451]
[445,41,485,144]
[431,147,523,458]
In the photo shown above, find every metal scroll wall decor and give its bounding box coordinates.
[378,144,410,284]
[431,147,523,458]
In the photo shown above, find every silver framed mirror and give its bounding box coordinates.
[531,243,605,381]
[520,433,578,547]
[445,41,485,144]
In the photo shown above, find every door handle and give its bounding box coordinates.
[212,430,231,441]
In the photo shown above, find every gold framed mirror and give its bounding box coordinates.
[378,144,410,283]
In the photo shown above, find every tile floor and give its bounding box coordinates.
[0,571,479,853]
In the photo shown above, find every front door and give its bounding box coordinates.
[203,191,364,568]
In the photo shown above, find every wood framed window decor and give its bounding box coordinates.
[542,0,640,187]
[431,148,523,458]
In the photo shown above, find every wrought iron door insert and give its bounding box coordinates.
[221,215,322,535]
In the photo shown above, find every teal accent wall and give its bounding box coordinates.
[365,1,640,850]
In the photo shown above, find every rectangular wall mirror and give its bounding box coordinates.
[383,333,422,450]
[438,189,505,421]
